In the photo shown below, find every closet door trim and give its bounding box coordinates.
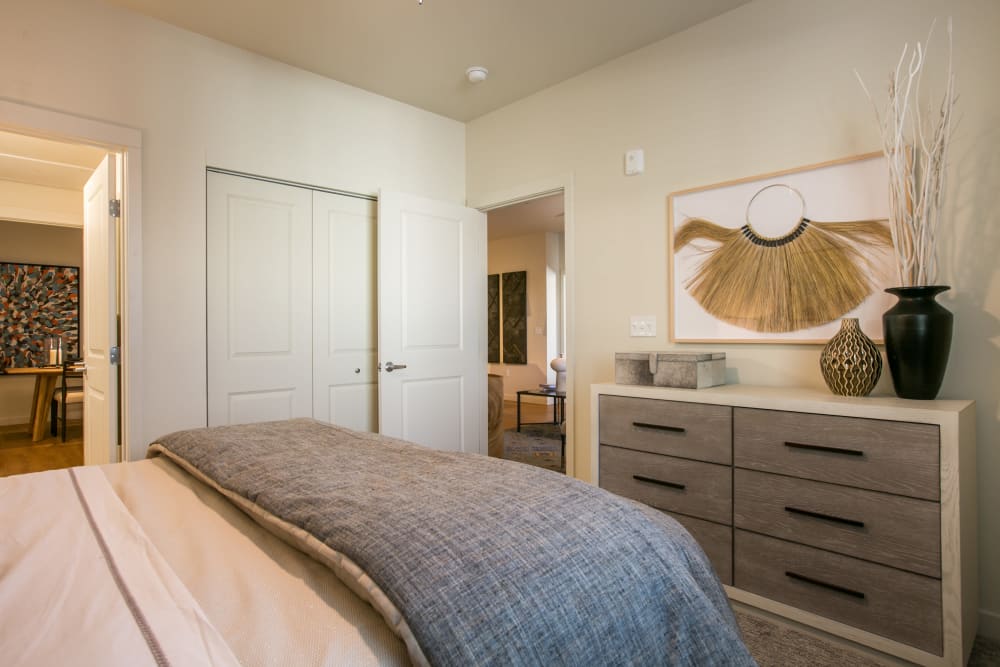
[207,166,376,202]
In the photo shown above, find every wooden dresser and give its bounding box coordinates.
[591,383,977,667]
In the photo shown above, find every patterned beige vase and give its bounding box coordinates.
[820,318,882,397]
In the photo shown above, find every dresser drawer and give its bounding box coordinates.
[599,445,731,524]
[735,530,942,656]
[599,395,731,464]
[734,469,940,577]
[664,511,732,585]
[733,408,939,500]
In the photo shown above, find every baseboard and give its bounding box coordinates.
[0,415,30,426]
[980,608,1000,641]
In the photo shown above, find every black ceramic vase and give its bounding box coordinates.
[882,286,953,400]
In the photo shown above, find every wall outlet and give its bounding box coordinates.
[630,315,656,337]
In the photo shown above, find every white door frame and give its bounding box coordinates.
[0,99,143,461]
[468,174,576,477]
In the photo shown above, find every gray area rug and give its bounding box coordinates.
[502,423,563,473]
[737,610,1000,666]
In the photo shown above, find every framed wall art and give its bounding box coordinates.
[501,270,527,364]
[487,273,500,363]
[668,152,894,343]
[0,262,80,368]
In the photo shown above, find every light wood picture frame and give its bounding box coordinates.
[668,152,894,344]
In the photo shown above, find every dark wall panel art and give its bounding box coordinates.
[487,273,500,363]
[0,262,80,369]
[501,270,527,365]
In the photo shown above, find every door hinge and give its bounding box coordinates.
[110,346,121,365]
[109,199,121,218]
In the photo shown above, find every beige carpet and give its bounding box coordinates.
[737,610,1000,666]
[737,611,889,666]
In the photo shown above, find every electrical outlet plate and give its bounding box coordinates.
[630,315,656,337]
[625,148,645,176]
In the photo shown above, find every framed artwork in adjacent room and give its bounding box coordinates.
[0,262,80,367]
[487,273,500,363]
[501,271,527,364]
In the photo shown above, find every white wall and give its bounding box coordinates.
[467,0,1000,638]
[0,220,83,424]
[0,0,465,456]
[488,232,552,398]
[544,231,564,370]
[0,180,82,227]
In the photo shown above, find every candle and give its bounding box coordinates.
[48,349,57,365]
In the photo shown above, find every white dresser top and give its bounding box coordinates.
[591,383,973,425]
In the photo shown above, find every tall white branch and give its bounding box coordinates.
[856,18,955,286]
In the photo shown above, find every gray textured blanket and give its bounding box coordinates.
[149,419,754,666]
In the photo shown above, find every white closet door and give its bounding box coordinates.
[378,191,487,454]
[312,191,378,432]
[207,173,313,426]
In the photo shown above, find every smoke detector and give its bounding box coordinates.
[466,66,489,84]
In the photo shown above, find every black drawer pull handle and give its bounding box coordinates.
[633,421,686,434]
[784,441,864,457]
[785,571,866,599]
[632,474,686,491]
[784,506,865,528]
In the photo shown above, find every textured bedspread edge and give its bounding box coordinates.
[147,443,431,667]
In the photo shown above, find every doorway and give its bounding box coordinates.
[0,100,141,466]
[483,190,569,475]
[0,130,105,473]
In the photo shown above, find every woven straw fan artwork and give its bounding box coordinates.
[674,184,892,334]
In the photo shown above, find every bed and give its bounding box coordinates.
[0,419,755,666]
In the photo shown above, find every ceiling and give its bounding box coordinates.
[0,129,107,191]
[487,193,563,241]
[106,0,751,122]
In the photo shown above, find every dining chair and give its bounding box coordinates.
[50,360,84,442]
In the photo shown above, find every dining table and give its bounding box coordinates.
[3,367,64,441]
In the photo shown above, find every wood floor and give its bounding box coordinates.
[0,422,83,477]
[501,398,555,431]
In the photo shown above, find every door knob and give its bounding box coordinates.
[384,361,407,373]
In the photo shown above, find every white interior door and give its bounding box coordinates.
[378,191,486,454]
[207,173,313,426]
[82,154,118,465]
[313,191,378,432]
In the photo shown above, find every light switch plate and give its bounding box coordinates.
[630,315,656,337]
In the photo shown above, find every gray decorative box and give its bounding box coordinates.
[615,351,726,389]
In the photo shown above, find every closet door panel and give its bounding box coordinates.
[327,384,378,433]
[207,173,313,426]
[313,191,378,432]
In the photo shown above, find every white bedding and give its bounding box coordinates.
[0,465,239,666]
[0,458,410,666]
